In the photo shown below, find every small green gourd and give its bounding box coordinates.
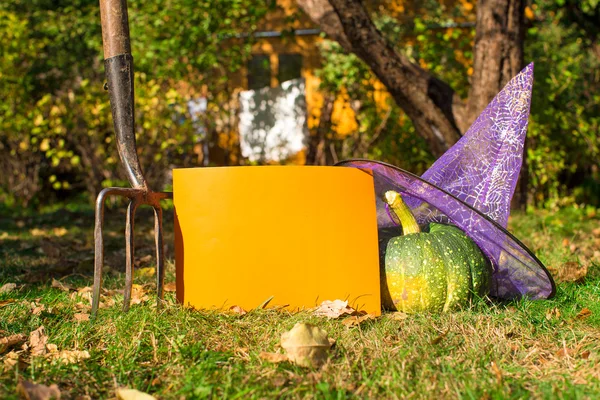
[382,191,492,313]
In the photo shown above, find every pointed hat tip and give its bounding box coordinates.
[522,62,534,77]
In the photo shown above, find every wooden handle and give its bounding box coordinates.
[99,0,131,59]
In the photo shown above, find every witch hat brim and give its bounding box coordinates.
[337,159,555,300]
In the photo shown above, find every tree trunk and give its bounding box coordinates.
[297,0,529,206]
[465,0,526,127]
[306,93,335,165]
[299,0,465,157]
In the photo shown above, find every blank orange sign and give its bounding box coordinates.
[174,166,381,315]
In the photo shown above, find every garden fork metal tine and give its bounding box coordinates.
[93,187,135,315]
[122,199,138,312]
[154,206,166,306]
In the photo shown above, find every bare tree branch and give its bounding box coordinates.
[301,0,464,156]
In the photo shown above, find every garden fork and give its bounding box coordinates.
[92,0,172,315]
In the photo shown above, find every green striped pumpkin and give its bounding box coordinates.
[382,191,491,313]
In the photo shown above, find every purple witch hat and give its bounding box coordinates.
[338,63,555,300]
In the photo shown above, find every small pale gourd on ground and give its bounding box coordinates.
[382,191,492,313]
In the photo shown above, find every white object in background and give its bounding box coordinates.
[238,78,308,162]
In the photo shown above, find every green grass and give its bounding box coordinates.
[1,205,599,399]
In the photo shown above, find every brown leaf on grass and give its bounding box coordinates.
[16,380,61,400]
[580,350,591,359]
[259,351,289,363]
[313,300,357,318]
[32,304,46,316]
[116,388,156,400]
[228,305,247,315]
[3,351,22,369]
[100,296,115,309]
[0,283,17,294]
[74,302,90,312]
[0,334,27,354]
[342,314,376,327]
[70,286,93,306]
[73,313,90,322]
[280,323,332,368]
[131,284,149,305]
[29,326,48,356]
[554,262,587,283]
[0,299,16,309]
[575,308,592,320]
[164,282,176,292]
[47,349,90,365]
[51,279,74,292]
[74,287,112,310]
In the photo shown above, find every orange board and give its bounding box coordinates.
[173,166,381,315]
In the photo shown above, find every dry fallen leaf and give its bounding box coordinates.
[313,300,358,319]
[130,284,149,305]
[73,313,90,322]
[164,282,176,292]
[74,302,91,312]
[47,349,91,365]
[71,287,94,306]
[342,314,375,327]
[280,323,332,368]
[554,262,587,283]
[116,388,156,400]
[46,344,58,353]
[16,380,61,400]
[51,279,74,292]
[31,303,46,316]
[0,299,16,308]
[575,308,592,320]
[29,326,48,356]
[228,305,247,315]
[259,351,289,363]
[0,334,27,354]
[3,351,22,369]
[0,283,17,294]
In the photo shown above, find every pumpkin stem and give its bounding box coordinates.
[384,191,421,234]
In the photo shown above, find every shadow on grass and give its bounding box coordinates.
[0,203,175,287]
